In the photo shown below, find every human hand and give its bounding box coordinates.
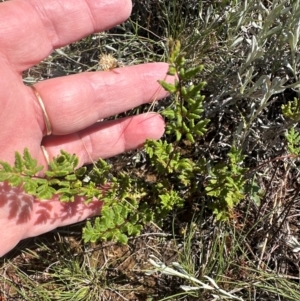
[0,0,172,256]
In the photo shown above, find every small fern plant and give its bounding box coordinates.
[145,39,248,221]
[0,149,103,203]
[205,146,247,220]
[282,97,300,122]
[0,39,249,244]
[282,97,300,156]
[159,39,209,143]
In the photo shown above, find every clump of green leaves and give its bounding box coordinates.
[282,97,300,122]
[145,39,249,221]
[83,171,152,244]
[83,39,215,242]
[0,149,152,244]
[159,39,209,143]
[285,127,300,156]
[205,147,247,220]
[0,149,103,202]
[0,39,250,244]
[282,98,300,156]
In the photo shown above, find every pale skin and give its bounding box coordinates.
[0,0,173,256]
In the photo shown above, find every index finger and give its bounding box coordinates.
[0,0,132,72]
